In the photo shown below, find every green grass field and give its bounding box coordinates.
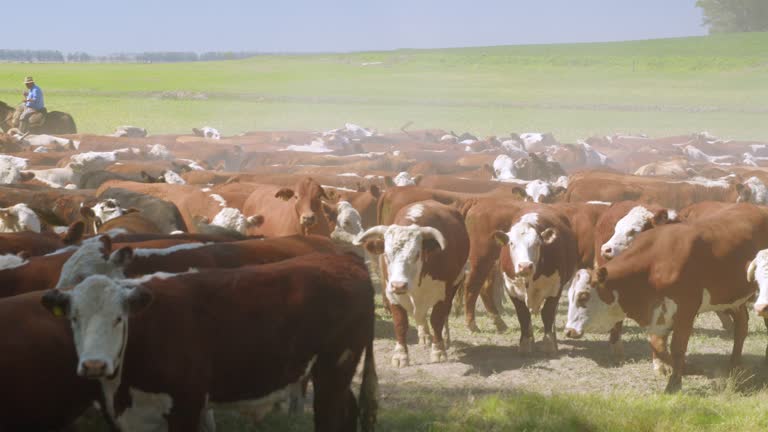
[1,32,767,140]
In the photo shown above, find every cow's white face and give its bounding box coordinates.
[496,213,555,277]
[748,249,768,317]
[601,206,656,260]
[92,199,124,224]
[334,201,363,237]
[355,224,446,298]
[564,268,625,338]
[393,172,416,187]
[57,236,132,289]
[203,127,221,140]
[41,276,151,379]
[492,155,515,180]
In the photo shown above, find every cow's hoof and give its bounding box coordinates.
[664,376,682,394]
[653,358,671,376]
[541,333,558,355]
[492,315,508,333]
[391,353,410,368]
[610,341,625,363]
[418,326,431,347]
[430,345,448,363]
[519,336,533,354]
[467,321,480,333]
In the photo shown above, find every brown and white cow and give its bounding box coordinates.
[493,206,579,354]
[43,253,378,431]
[356,200,469,367]
[0,221,84,256]
[565,203,767,392]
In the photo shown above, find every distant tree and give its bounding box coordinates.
[696,0,768,33]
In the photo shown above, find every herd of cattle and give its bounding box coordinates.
[3,122,768,430]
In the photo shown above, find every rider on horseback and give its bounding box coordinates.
[20,76,45,133]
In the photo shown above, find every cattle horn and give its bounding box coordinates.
[354,225,388,246]
[419,227,447,251]
[747,258,758,283]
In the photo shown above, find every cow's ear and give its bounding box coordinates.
[16,250,30,260]
[541,228,558,245]
[62,221,85,245]
[596,267,608,284]
[109,246,134,267]
[747,258,758,283]
[322,187,335,201]
[80,206,96,219]
[492,231,509,246]
[652,209,669,226]
[364,239,385,256]
[422,238,442,254]
[123,286,153,315]
[19,171,35,181]
[412,175,423,186]
[125,208,140,214]
[322,202,338,224]
[192,128,202,137]
[369,184,381,198]
[41,289,71,318]
[275,188,295,201]
[384,176,396,188]
[246,215,264,227]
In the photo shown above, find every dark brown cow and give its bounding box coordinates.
[494,205,579,353]
[0,291,107,430]
[43,253,378,431]
[565,203,767,392]
[356,200,469,367]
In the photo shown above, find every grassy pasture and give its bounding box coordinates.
[1,32,767,140]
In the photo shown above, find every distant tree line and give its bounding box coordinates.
[0,50,260,63]
[697,0,768,33]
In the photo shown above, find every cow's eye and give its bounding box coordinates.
[114,317,123,326]
[76,274,86,283]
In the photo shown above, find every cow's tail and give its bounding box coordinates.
[358,334,378,432]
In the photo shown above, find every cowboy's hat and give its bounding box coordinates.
[23,76,34,84]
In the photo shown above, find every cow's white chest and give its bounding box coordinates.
[501,270,561,309]
[115,389,174,432]
[699,289,752,313]
[648,297,678,336]
[390,274,445,318]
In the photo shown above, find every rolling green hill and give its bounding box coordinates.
[0,32,766,140]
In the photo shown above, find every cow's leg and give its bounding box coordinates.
[730,304,749,368]
[379,256,391,313]
[511,296,534,354]
[312,355,359,432]
[764,317,768,362]
[429,299,450,363]
[391,303,410,367]
[464,258,494,332]
[540,295,559,355]
[665,314,695,394]
[716,310,734,332]
[649,333,672,376]
[166,398,205,432]
[480,269,508,333]
[608,321,625,362]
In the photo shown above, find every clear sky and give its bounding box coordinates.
[11,0,706,53]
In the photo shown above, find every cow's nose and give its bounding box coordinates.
[80,360,107,378]
[564,327,583,339]
[755,303,768,317]
[517,262,534,275]
[390,282,408,294]
[601,246,613,259]
[300,214,317,226]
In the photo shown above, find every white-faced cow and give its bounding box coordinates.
[355,200,469,367]
[565,203,767,392]
[43,253,378,431]
[493,207,578,354]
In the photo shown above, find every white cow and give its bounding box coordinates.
[0,203,41,232]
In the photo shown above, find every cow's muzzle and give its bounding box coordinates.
[79,359,107,379]
[300,214,317,227]
[755,303,768,318]
[390,282,408,295]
